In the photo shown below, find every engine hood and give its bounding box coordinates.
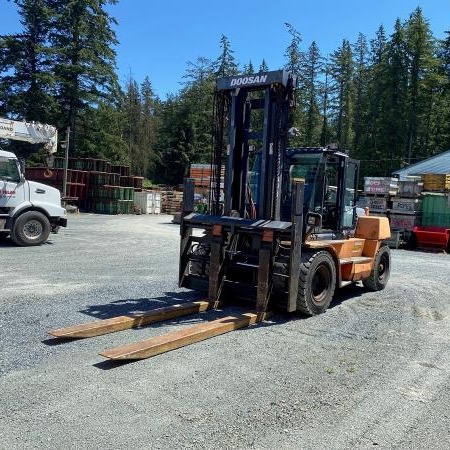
[27,180,65,216]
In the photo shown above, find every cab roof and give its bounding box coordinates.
[0,149,17,159]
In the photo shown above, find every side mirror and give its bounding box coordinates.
[18,158,25,174]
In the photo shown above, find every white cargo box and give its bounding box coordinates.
[134,191,161,214]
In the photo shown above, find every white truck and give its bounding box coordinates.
[0,118,67,246]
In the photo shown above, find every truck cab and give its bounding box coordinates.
[0,149,67,246]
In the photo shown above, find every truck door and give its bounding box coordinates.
[342,159,359,228]
[0,157,25,208]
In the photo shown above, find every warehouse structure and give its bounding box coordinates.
[393,149,450,180]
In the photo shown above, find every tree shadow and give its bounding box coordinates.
[79,290,203,320]
[329,282,367,309]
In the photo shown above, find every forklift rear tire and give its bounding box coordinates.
[362,245,390,291]
[297,251,336,316]
[10,211,51,247]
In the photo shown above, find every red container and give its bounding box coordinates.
[412,226,450,250]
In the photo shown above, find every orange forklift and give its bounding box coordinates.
[179,69,391,316]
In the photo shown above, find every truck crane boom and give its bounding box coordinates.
[0,117,58,154]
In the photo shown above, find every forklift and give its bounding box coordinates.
[179,69,391,316]
[50,70,391,360]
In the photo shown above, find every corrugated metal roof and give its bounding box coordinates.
[393,149,450,179]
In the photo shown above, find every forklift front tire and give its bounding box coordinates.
[297,251,337,316]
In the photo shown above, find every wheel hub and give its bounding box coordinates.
[23,220,43,240]
[378,254,388,280]
[312,266,331,304]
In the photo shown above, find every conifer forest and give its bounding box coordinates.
[1,1,450,184]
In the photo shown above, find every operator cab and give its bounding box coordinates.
[0,152,21,183]
[282,147,359,235]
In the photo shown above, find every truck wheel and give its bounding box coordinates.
[11,211,51,246]
[297,251,336,316]
[362,245,390,291]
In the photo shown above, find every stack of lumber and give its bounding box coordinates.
[422,174,450,192]
[189,163,225,188]
[161,190,184,214]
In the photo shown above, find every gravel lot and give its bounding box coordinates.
[1,213,450,449]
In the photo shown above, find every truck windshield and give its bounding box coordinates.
[0,157,21,183]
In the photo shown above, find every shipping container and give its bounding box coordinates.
[421,192,450,227]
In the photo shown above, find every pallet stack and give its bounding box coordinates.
[389,177,423,232]
[422,174,450,192]
[189,163,224,197]
[358,177,399,218]
[161,190,184,214]
[357,176,420,248]
[26,157,138,215]
[25,167,88,201]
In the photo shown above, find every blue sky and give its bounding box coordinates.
[1,0,449,98]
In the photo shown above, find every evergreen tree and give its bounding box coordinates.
[183,56,213,86]
[352,33,369,155]
[123,77,141,169]
[243,60,255,74]
[48,0,119,154]
[154,59,215,184]
[436,30,450,150]
[139,76,157,177]
[214,35,238,77]
[404,7,438,161]
[329,39,354,150]
[377,19,409,171]
[301,41,324,145]
[82,96,127,164]
[284,23,306,143]
[319,64,331,146]
[0,0,56,128]
[258,59,269,72]
[284,23,303,75]
[365,25,387,161]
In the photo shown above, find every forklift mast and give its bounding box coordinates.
[209,70,297,221]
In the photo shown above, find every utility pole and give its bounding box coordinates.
[62,126,70,199]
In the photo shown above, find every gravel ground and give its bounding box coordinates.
[1,213,449,450]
